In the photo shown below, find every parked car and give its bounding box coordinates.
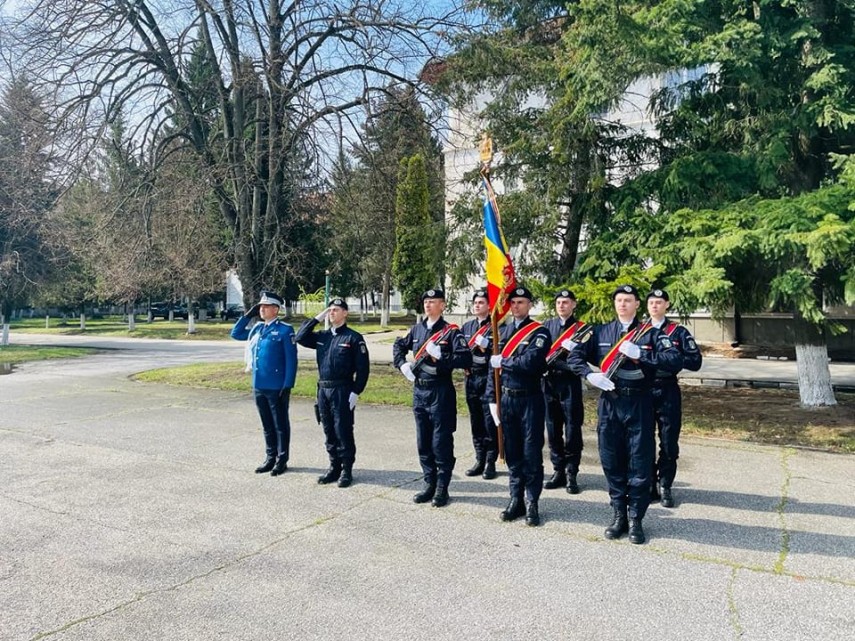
[150,302,189,320]
[220,304,245,320]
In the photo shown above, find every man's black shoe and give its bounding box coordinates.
[660,486,674,508]
[412,484,436,504]
[431,487,450,507]
[270,458,288,476]
[482,462,497,480]
[566,472,580,495]
[337,465,353,488]
[543,469,566,490]
[525,501,540,526]
[628,518,646,544]
[604,507,628,540]
[255,457,276,474]
[317,465,342,485]
[465,460,485,477]
[500,497,526,522]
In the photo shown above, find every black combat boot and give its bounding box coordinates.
[465,456,485,477]
[412,483,436,504]
[604,506,628,540]
[525,501,541,527]
[337,463,353,488]
[482,461,497,480]
[628,518,646,544]
[255,457,276,474]
[500,496,526,522]
[566,466,580,494]
[270,457,288,476]
[543,468,567,490]
[317,463,342,485]
[431,486,450,507]
[660,485,674,508]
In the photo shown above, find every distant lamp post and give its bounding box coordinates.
[324,269,331,330]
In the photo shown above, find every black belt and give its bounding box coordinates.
[502,386,537,397]
[609,386,649,397]
[318,379,349,388]
[415,377,450,387]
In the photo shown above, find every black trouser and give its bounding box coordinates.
[254,388,291,461]
[412,379,457,488]
[501,389,545,502]
[543,374,584,473]
[596,388,654,519]
[465,371,498,464]
[317,384,356,466]
[652,377,682,489]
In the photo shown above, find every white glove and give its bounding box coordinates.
[490,355,503,369]
[314,307,330,322]
[399,363,416,382]
[618,341,641,360]
[560,338,578,352]
[425,341,442,359]
[586,372,615,391]
[348,392,358,410]
[474,334,489,349]
[488,402,501,426]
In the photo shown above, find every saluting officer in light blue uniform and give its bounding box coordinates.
[231,290,298,476]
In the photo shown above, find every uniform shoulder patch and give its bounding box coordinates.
[686,337,698,352]
[359,343,367,354]
[290,334,297,344]
[535,336,545,348]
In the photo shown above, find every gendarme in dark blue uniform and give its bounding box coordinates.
[569,284,682,544]
[542,288,586,494]
[460,289,499,480]
[295,297,370,488]
[646,289,703,507]
[230,290,298,476]
[393,289,471,507]
[485,286,551,526]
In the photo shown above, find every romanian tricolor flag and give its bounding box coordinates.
[482,175,517,321]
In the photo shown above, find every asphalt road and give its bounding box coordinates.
[0,336,853,640]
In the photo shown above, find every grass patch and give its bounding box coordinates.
[9,316,411,340]
[134,362,855,452]
[0,344,98,364]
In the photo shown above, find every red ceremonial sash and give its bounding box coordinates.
[663,321,678,337]
[414,323,459,361]
[546,321,587,361]
[599,321,653,375]
[501,321,542,359]
[467,323,491,349]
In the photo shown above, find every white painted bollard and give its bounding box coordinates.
[1,323,9,346]
[80,313,85,330]
[187,314,197,334]
[45,315,50,329]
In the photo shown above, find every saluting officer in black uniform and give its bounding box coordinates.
[393,289,471,508]
[542,289,586,494]
[568,285,682,544]
[646,289,703,507]
[461,289,499,480]
[486,286,551,526]
[296,297,370,488]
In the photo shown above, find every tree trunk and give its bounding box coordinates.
[381,270,391,328]
[1,313,8,346]
[793,311,836,407]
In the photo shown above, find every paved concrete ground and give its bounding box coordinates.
[0,339,853,640]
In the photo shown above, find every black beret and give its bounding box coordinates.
[509,286,533,301]
[612,284,640,300]
[554,289,576,301]
[329,297,348,310]
[472,289,488,302]
[422,288,445,301]
[646,289,669,302]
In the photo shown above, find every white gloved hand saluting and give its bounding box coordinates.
[399,363,416,382]
[490,355,503,369]
[425,341,442,360]
[314,307,330,322]
[489,402,501,426]
[348,392,358,410]
[560,338,578,352]
[618,341,641,360]
[586,372,615,391]
[474,334,489,349]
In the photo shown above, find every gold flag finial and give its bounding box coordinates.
[479,135,494,171]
